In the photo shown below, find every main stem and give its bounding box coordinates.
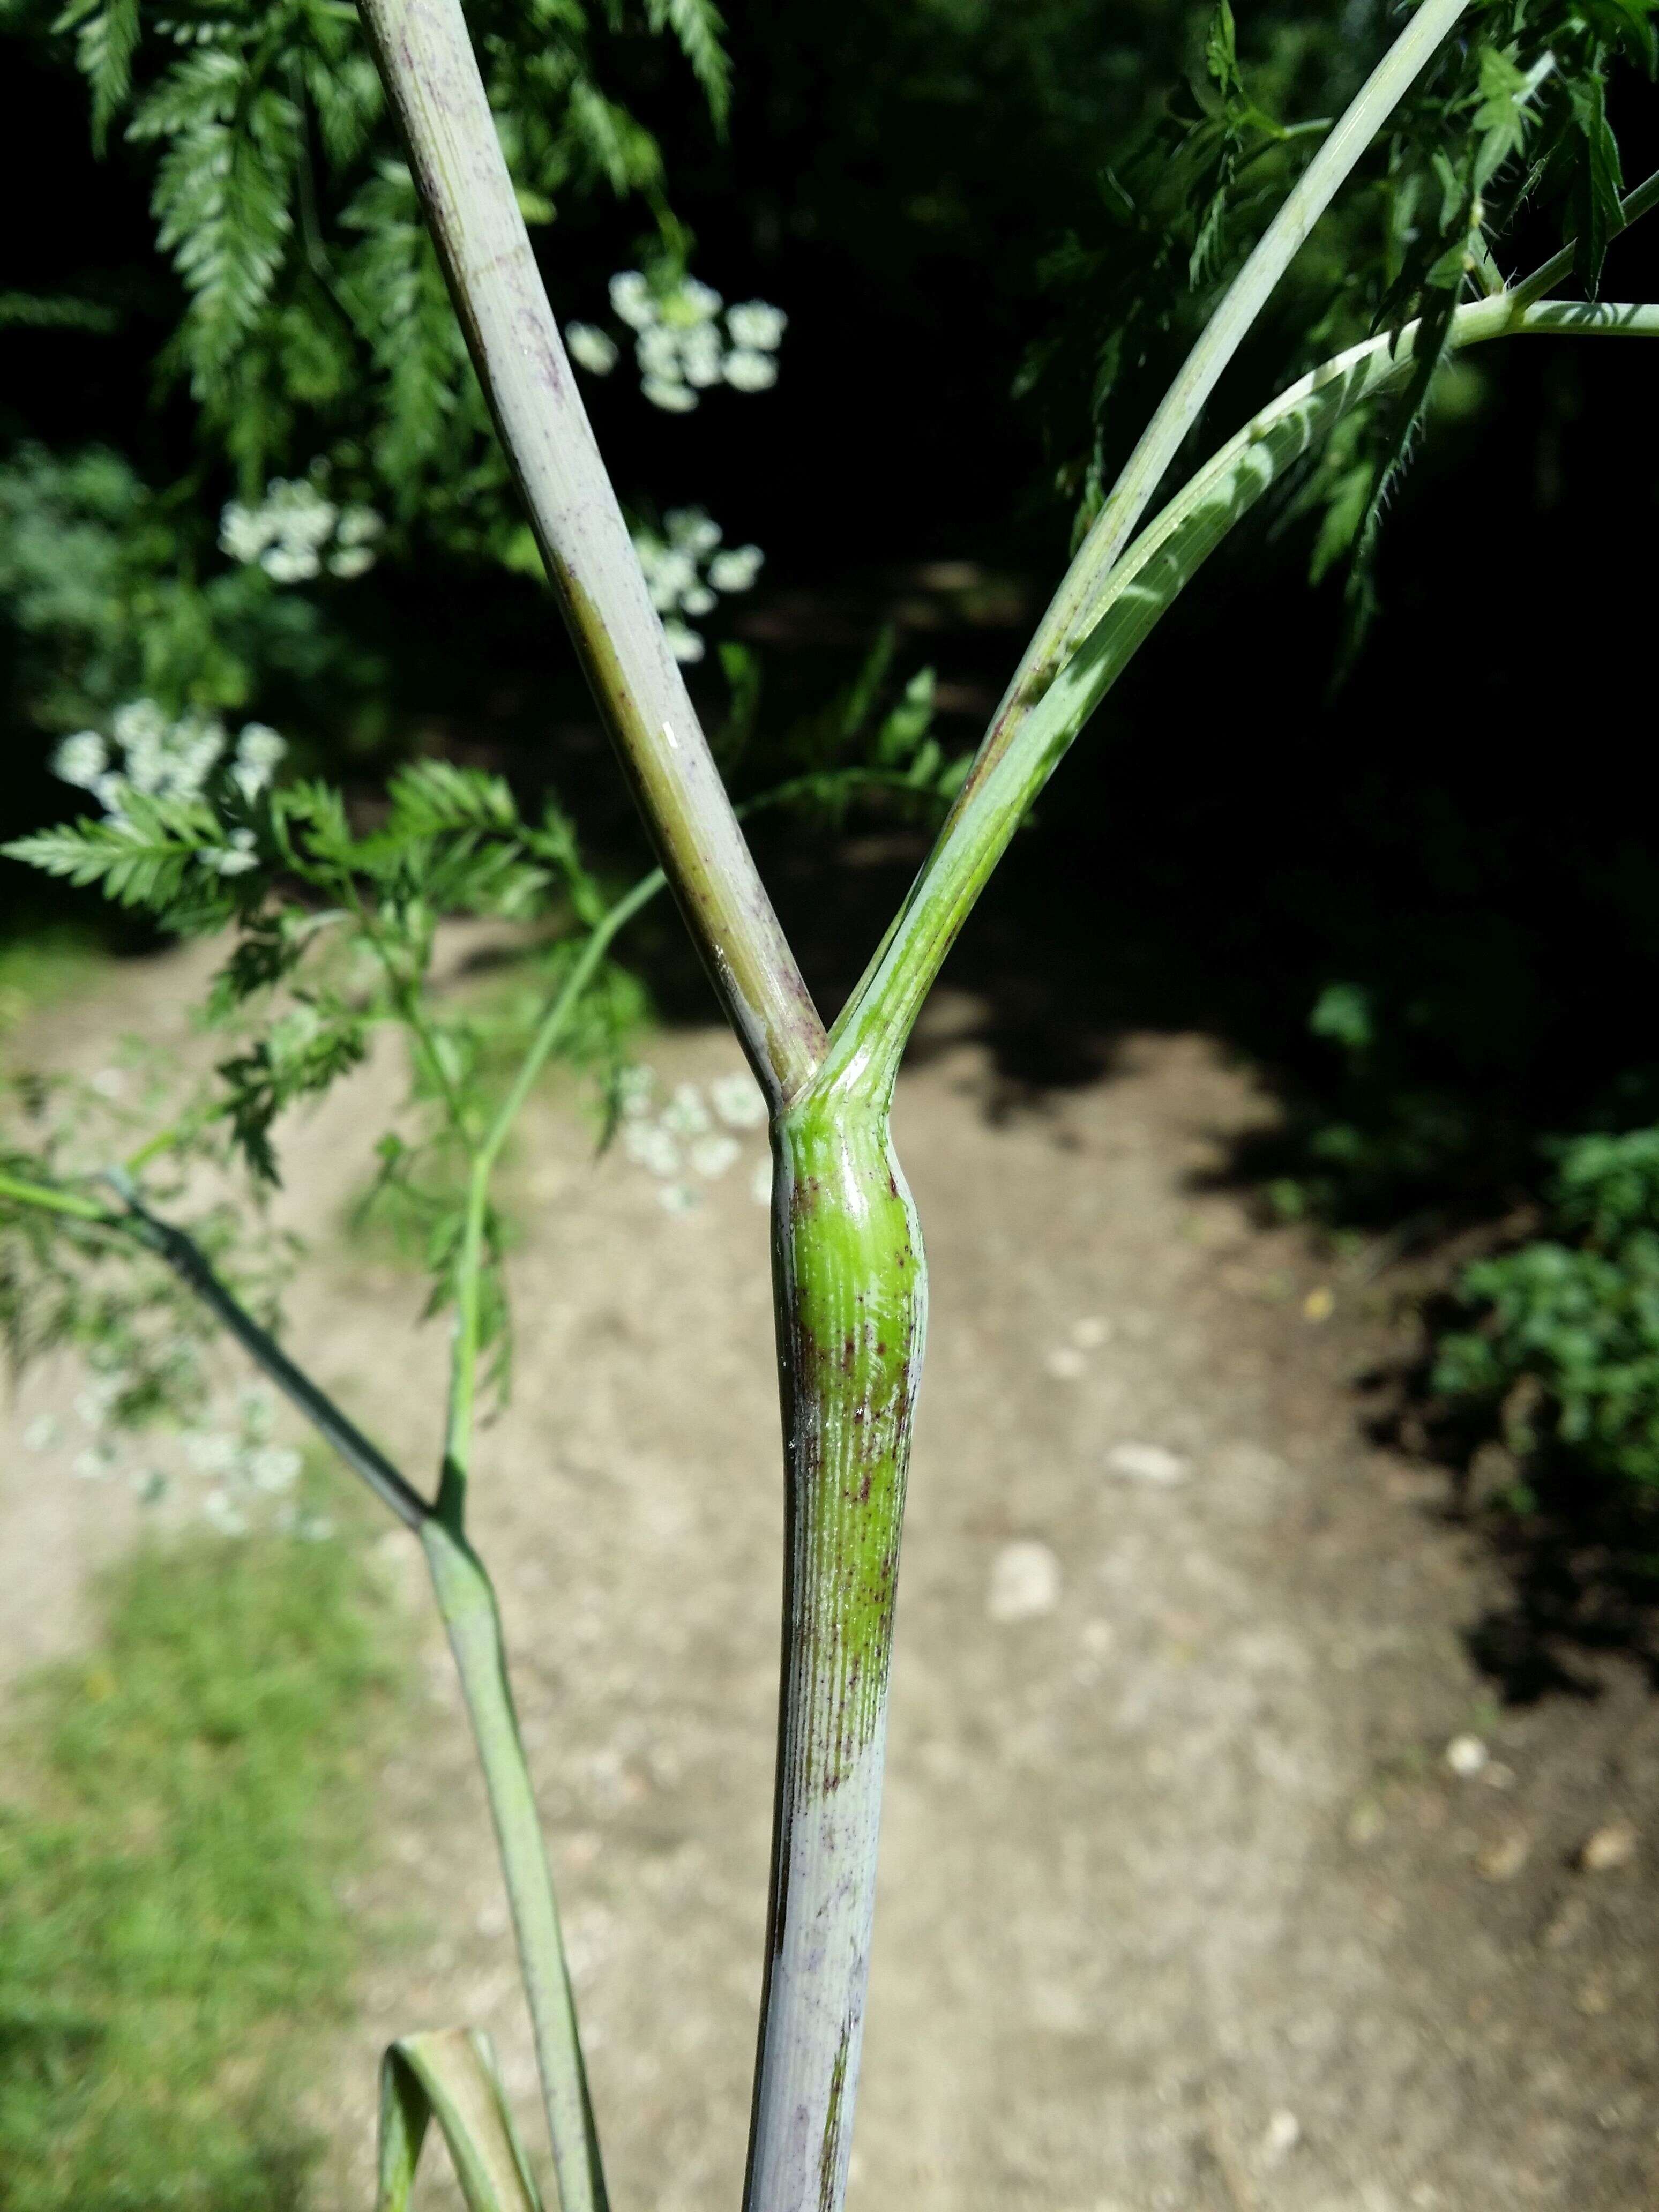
[746,1084,926,2212]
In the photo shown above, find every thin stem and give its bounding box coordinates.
[950,0,1468,819]
[109,1179,433,1530]
[422,1517,610,2212]
[0,1168,118,1222]
[821,297,1659,1101]
[1510,164,1659,307]
[3,1161,604,2206]
[441,868,666,1511]
[354,0,825,1109]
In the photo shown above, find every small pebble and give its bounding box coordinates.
[987,1540,1062,1624]
[1105,1440,1190,1485]
[1578,1818,1639,1873]
[1445,1734,1489,1777]
[1261,2109,1302,2164]
[1476,1829,1530,1882]
[1045,1346,1088,1381]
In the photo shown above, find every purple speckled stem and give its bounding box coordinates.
[355,0,825,1110]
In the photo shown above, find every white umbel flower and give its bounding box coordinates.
[565,320,619,375]
[723,348,778,393]
[727,300,788,350]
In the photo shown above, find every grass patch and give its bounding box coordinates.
[0,924,106,1043]
[0,1483,398,2211]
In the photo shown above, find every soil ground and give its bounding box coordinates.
[4,948,1659,2211]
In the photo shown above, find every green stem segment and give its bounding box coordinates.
[745,1082,926,2212]
[422,1518,608,2212]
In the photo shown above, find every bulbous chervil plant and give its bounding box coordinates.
[3,0,1658,2203]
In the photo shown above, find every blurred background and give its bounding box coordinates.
[4,0,1659,2203]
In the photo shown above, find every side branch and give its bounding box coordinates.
[951,0,1469,817]
[115,1180,434,1530]
[821,293,1659,1097]
[353,0,825,1109]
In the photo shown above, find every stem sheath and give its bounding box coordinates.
[745,1088,927,2212]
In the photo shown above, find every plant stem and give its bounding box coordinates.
[112,1180,432,1529]
[442,867,665,1513]
[353,0,825,1109]
[0,1168,116,1221]
[744,1075,926,2212]
[830,287,1659,1097]
[950,0,1468,820]
[422,1514,609,2212]
[3,1165,605,2210]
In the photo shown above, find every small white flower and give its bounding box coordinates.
[609,270,655,329]
[661,1083,712,1137]
[622,1122,681,1177]
[327,545,376,579]
[681,584,716,618]
[690,1133,741,1179]
[335,505,383,549]
[112,699,168,748]
[52,731,109,789]
[261,543,322,584]
[207,827,260,877]
[220,500,274,564]
[667,507,722,555]
[565,320,618,375]
[186,1431,239,1473]
[641,545,697,612]
[642,375,697,415]
[676,276,723,322]
[91,1066,125,1099]
[709,544,764,593]
[637,324,685,380]
[73,1442,118,1481]
[711,1072,767,1129]
[681,322,724,388]
[723,348,778,393]
[295,1512,334,1540]
[727,301,787,350]
[616,1066,656,1118]
[662,619,704,662]
[24,1415,62,1452]
[657,1181,700,1215]
[251,1446,302,1493]
[204,1488,249,1535]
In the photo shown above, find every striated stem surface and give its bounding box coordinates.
[746,1093,927,2212]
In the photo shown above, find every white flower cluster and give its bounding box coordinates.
[25,1382,327,1538]
[631,509,764,664]
[219,476,384,583]
[53,703,286,862]
[565,274,787,413]
[617,1067,770,1214]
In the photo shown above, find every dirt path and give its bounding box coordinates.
[5,955,1658,2210]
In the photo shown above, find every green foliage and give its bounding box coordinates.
[0,1498,395,2210]
[1436,1129,1659,1488]
[3,0,721,506]
[1022,0,1659,587]
[0,445,378,739]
